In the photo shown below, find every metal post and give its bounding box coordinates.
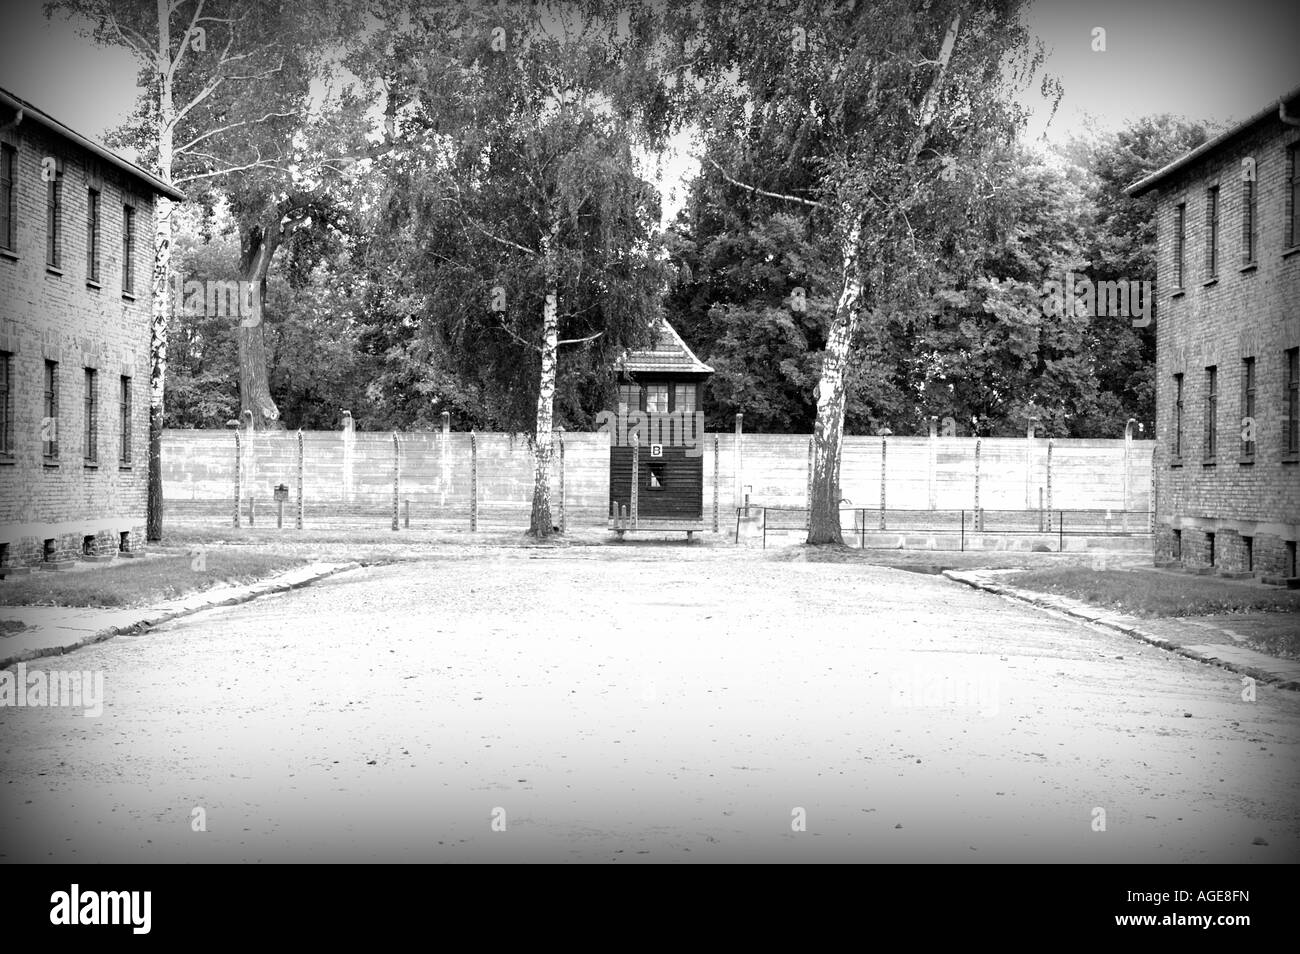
[733,412,744,512]
[1038,487,1044,532]
[1059,511,1063,552]
[928,415,938,510]
[973,438,981,532]
[631,441,639,530]
[248,495,255,527]
[470,432,478,531]
[405,499,410,529]
[879,436,887,530]
[712,435,720,533]
[762,507,767,550]
[860,509,865,549]
[557,431,566,534]
[392,432,399,531]
[961,509,965,552]
[233,429,241,528]
[806,438,813,532]
[1046,439,1054,532]
[277,496,284,529]
[295,428,304,530]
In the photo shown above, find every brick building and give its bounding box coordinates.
[1,88,184,570]
[1129,88,1300,580]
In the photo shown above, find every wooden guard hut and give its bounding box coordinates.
[608,317,713,538]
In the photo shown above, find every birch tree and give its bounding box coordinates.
[365,1,672,537]
[670,0,1055,543]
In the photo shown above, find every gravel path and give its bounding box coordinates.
[2,547,1296,862]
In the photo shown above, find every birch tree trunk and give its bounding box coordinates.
[146,0,173,542]
[529,287,559,537]
[807,218,864,545]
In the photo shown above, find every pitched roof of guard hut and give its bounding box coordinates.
[616,316,714,375]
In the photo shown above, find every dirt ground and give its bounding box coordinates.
[1,546,1297,862]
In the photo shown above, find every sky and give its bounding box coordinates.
[2,0,1297,219]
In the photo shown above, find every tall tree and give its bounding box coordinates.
[48,0,363,535]
[669,0,1054,543]
[364,1,674,537]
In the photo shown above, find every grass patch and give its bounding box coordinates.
[0,618,28,635]
[1003,568,1300,619]
[0,551,310,608]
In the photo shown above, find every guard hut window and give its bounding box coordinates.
[673,384,696,414]
[644,384,668,414]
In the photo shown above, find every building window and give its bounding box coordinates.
[119,375,132,464]
[0,143,14,251]
[1204,186,1219,279]
[1204,366,1217,459]
[84,368,97,463]
[1173,373,1184,458]
[43,360,58,458]
[1173,203,1186,288]
[1290,145,1300,249]
[122,205,135,294]
[617,383,640,412]
[1287,348,1299,456]
[86,188,100,282]
[1241,357,1256,458]
[644,384,668,414]
[0,350,11,455]
[673,383,696,414]
[46,166,63,268]
[1242,165,1257,265]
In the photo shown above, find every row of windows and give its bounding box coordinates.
[0,144,137,293]
[1171,348,1300,461]
[0,352,132,465]
[617,383,698,414]
[1172,144,1300,287]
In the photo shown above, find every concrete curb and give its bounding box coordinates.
[942,569,1300,691]
[0,561,362,669]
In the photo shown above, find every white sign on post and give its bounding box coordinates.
[650,444,663,458]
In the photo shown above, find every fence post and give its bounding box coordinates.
[879,435,887,530]
[928,415,938,510]
[806,438,813,532]
[248,494,255,527]
[470,431,478,531]
[405,499,410,529]
[557,429,566,534]
[232,428,241,528]
[960,509,965,552]
[295,428,304,529]
[733,412,744,512]
[1046,439,1054,532]
[1025,417,1038,510]
[974,438,981,532]
[391,431,399,531]
[440,410,451,513]
[712,435,720,533]
[1149,448,1156,533]
[631,441,639,530]
[277,495,284,529]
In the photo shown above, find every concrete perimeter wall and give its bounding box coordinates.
[163,428,1154,532]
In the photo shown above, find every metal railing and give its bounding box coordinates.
[736,506,1153,549]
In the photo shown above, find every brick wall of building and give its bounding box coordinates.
[0,108,155,567]
[1150,107,1300,579]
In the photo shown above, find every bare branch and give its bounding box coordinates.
[463,217,538,258]
[704,156,827,210]
[173,111,298,155]
[556,331,604,347]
